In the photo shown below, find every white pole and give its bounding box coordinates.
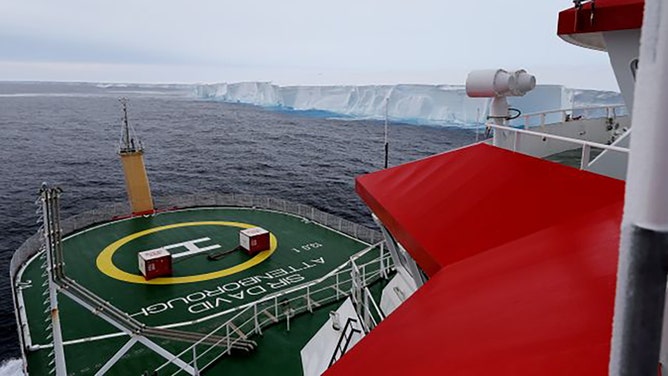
[41,187,67,376]
[384,97,389,169]
[192,346,199,375]
[476,107,481,142]
[621,0,668,230]
[610,0,668,374]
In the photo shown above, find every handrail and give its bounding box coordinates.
[364,286,385,326]
[488,123,630,153]
[520,104,626,119]
[29,252,393,351]
[154,244,390,374]
[487,123,630,170]
[153,242,393,374]
[518,104,627,129]
[11,194,382,286]
[328,317,362,367]
[11,193,384,375]
[157,242,386,330]
[154,194,382,245]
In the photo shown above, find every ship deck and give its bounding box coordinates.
[16,207,383,375]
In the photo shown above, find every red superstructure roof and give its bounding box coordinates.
[327,144,625,375]
[327,204,621,375]
[557,0,644,50]
[355,143,624,276]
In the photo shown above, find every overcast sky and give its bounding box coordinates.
[0,1,618,90]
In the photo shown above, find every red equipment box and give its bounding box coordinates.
[138,249,172,280]
[239,227,270,256]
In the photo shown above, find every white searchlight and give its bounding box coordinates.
[466,69,536,124]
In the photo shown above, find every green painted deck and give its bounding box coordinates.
[17,207,384,375]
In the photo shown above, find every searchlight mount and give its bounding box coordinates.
[465,69,536,126]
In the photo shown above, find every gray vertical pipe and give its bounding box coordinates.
[610,226,668,375]
[609,0,668,374]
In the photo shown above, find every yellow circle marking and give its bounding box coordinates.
[96,221,277,285]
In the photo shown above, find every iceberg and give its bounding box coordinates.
[194,82,623,128]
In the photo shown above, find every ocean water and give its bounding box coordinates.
[0,82,475,369]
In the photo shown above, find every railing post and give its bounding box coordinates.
[192,346,199,376]
[540,113,546,127]
[379,243,386,279]
[335,273,340,300]
[524,115,529,129]
[362,264,367,286]
[580,144,592,170]
[274,296,278,320]
[307,286,313,313]
[364,290,371,332]
[226,324,231,355]
[254,303,261,335]
[513,131,520,152]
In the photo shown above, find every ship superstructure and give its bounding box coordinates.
[328,1,655,375]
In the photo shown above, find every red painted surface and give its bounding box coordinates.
[557,0,643,36]
[244,232,270,256]
[329,143,626,375]
[356,143,624,276]
[326,203,622,375]
[142,255,172,280]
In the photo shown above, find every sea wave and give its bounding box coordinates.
[0,358,23,376]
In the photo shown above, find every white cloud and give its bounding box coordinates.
[0,1,618,89]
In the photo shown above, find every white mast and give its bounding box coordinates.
[40,184,67,376]
[610,0,668,374]
[384,97,389,169]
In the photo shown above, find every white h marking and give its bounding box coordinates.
[148,237,221,259]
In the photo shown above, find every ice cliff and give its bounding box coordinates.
[194,82,623,127]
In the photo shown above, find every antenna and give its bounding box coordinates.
[384,97,389,169]
[116,97,153,214]
[119,97,141,154]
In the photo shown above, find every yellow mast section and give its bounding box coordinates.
[118,98,154,215]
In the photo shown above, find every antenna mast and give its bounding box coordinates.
[119,97,140,153]
[117,98,153,215]
[384,97,389,169]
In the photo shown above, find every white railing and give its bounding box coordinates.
[155,193,382,245]
[487,123,630,169]
[11,194,381,284]
[153,242,393,375]
[10,193,383,374]
[519,104,627,129]
[349,253,386,333]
